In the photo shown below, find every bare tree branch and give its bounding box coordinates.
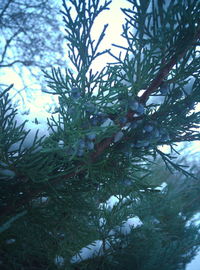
[0,0,66,90]
[0,30,22,64]
[0,0,14,18]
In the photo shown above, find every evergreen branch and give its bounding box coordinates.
[1,1,200,267]
[91,137,114,161]
[156,148,196,179]
[139,26,200,104]
[0,84,14,99]
[0,210,27,234]
[1,1,200,230]
[0,170,81,219]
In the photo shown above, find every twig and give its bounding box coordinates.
[139,26,200,104]
[0,0,14,18]
[0,30,22,65]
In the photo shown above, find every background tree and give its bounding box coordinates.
[0,0,66,96]
[0,0,200,269]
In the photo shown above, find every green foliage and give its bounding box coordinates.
[0,0,200,269]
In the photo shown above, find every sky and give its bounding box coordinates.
[1,0,131,111]
[1,0,200,268]
[186,249,200,270]
[186,212,200,270]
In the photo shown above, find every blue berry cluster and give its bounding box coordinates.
[71,87,82,99]
[133,122,170,149]
[76,132,97,157]
[128,98,144,115]
[118,93,145,115]
[159,83,170,95]
[115,93,171,149]
[89,112,108,126]
[85,102,96,114]
[83,101,109,126]
[67,87,171,156]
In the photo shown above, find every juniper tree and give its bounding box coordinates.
[0,0,200,269]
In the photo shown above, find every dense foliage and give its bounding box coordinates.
[0,0,200,269]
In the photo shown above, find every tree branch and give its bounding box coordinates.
[139,26,200,104]
[1,15,200,222]
[0,60,31,68]
[0,0,14,18]
[0,30,22,65]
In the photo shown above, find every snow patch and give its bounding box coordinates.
[70,240,110,264]
[54,255,65,267]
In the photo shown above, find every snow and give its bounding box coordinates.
[101,118,114,128]
[99,217,106,227]
[5,239,16,244]
[109,216,143,236]
[99,195,120,210]
[5,95,61,153]
[120,217,143,234]
[71,194,143,264]
[154,182,168,192]
[70,240,107,264]
[186,213,200,228]
[71,216,143,264]
[58,140,64,148]
[39,196,48,203]
[54,255,65,267]
[114,131,124,142]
